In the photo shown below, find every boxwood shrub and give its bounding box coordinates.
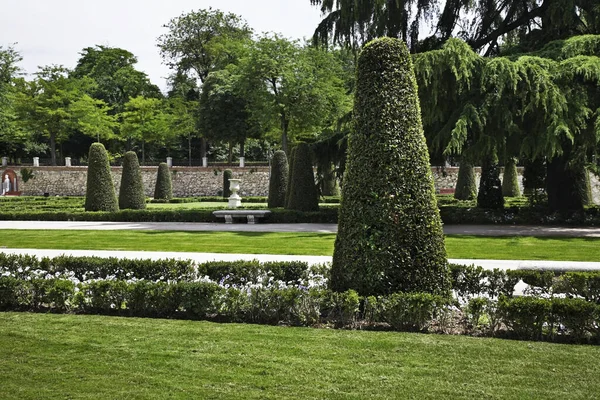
[332,37,449,297]
[267,150,288,208]
[84,143,118,212]
[286,143,319,212]
[454,161,477,200]
[154,163,172,200]
[119,151,146,210]
[502,157,521,197]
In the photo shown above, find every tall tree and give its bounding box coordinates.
[157,8,253,158]
[239,34,351,153]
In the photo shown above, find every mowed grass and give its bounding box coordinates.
[1,312,599,400]
[1,230,600,260]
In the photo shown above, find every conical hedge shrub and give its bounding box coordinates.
[477,151,504,209]
[85,142,118,212]
[454,161,477,200]
[502,157,521,197]
[154,163,172,200]
[268,150,288,208]
[223,169,233,198]
[287,143,319,212]
[331,37,449,297]
[119,151,146,210]
[284,147,297,208]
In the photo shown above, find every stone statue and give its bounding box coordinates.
[2,174,9,195]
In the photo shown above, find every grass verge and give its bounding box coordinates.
[1,312,599,399]
[0,230,599,261]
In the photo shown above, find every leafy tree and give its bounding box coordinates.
[198,69,257,163]
[72,46,161,114]
[119,151,146,210]
[268,150,289,208]
[166,72,201,166]
[85,142,118,212]
[120,96,170,164]
[154,162,172,200]
[286,143,319,212]
[331,38,449,297]
[239,35,351,153]
[15,66,114,165]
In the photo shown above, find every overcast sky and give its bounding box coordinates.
[0,0,324,91]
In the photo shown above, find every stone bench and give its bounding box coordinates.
[212,210,272,224]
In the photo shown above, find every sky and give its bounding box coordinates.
[0,0,324,91]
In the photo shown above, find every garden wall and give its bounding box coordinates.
[3,165,600,204]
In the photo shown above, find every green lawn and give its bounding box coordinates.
[0,312,598,399]
[1,230,599,261]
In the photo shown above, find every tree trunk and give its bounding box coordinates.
[281,114,289,155]
[240,140,245,158]
[200,137,207,159]
[142,141,145,165]
[50,133,57,166]
[227,142,233,164]
[546,155,590,211]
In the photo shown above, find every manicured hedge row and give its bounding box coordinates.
[1,255,600,343]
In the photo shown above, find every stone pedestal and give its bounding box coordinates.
[228,179,242,208]
[167,157,173,167]
[65,157,71,167]
[202,157,208,168]
[33,157,39,167]
[1,157,7,167]
[239,157,245,168]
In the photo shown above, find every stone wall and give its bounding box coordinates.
[3,165,599,204]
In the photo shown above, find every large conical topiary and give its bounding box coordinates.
[268,150,288,208]
[154,162,172,200]
[119,151,146,210]
[501,157,521,197]
[287,143,319,212]
[477,150,504,209]
[85,142,119,212]
[332,37,449,297]
[284,147,297,208]
[454,160,477,200]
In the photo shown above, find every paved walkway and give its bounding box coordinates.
[2,221,600,237]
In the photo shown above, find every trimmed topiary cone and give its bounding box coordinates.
[502,157,521,197]
[85,142,119,212]
[287,143,319,212]
[154,162,172,200]
[119,151,146,210]
[268,150,289,208]
[284,147,297,209]
[332,37,449,297]
[454,161,477,200]
[477,150,504,209]
[223,169,233,198]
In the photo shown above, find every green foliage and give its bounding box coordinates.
[84,143,118,212]
[267,150,288,208]
[284,147,297,208]
[20,168,34,183]
[222,169,232,198]
[381,292,446,332]
[499,296,551,340]
[546,155,590,210]
[118,151,146,210]
[332,37,449,297]
[153,163,172,200]
[477,152,504,209]
[454,161,477,200]
[522,158,547,205]
[286,143,319,212]
[502,158,521,197]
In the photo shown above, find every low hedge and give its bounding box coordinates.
[1,254,600,343]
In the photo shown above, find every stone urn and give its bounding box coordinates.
[228,179,242,208]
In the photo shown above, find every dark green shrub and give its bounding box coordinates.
[522,158,547,206]
[285,147,297,208]
[286,143,319,212]
[223,169,232,198]
[546,155,590,211]
[84,142,118,212]
[499,295,551,340]
[502,157,521,197]
[454,161,477,200]
[268,150,288,208]
[320,164,339,197]
[555,272,600,303]
[119,151,146,210]
[381,292,446,332]
[322,289,360,327]
[551,298,598,341]
[331,37,449,297]
[153,163,172,200]
[477,151,504,209]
